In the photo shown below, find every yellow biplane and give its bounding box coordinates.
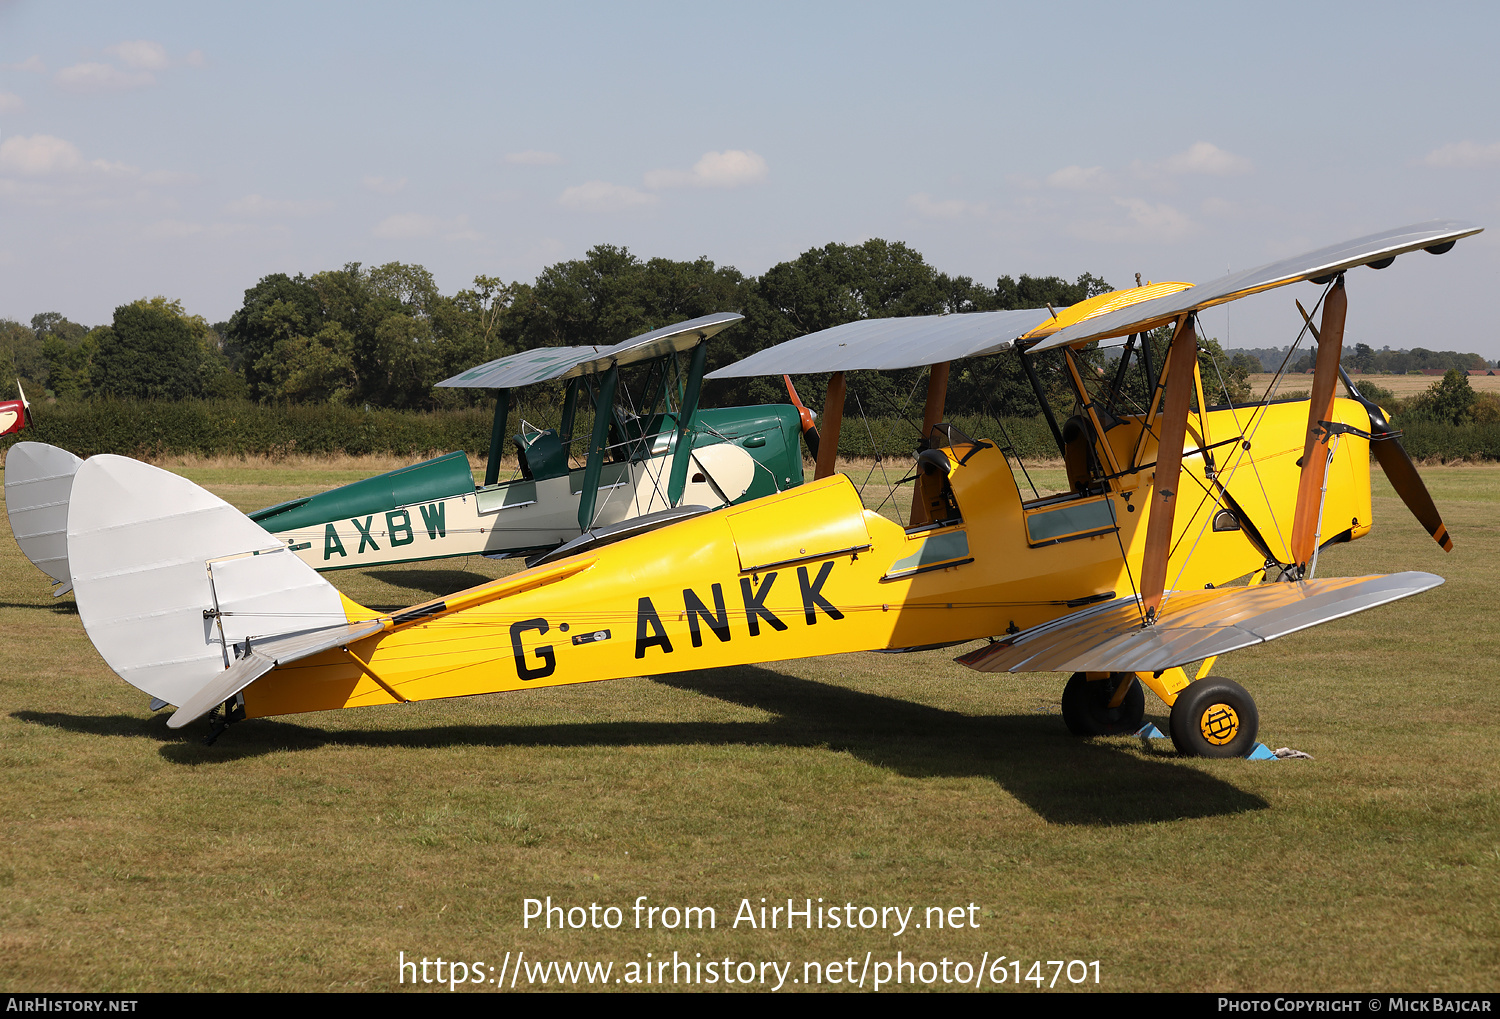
[44,221,1479,755]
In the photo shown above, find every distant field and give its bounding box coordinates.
[1,458,1495,992]
[1247,372,1500,399]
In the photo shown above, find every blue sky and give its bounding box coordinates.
[1,1,1496,356]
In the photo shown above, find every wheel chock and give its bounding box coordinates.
[1133,723,1166,739]
[1246,742,1278,761]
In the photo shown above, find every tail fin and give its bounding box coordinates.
[5,442,83,594]
[67,455,380,713]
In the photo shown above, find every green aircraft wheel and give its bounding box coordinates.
[1169,677,1259,758]
[1061,672,1145,736]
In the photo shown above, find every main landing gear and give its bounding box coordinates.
[1167,677,1259,758]
[1061,672,1145,736]
[1061,671,1260,758]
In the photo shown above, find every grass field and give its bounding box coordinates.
[1247,372,1500,400]
[1,456,1496,992]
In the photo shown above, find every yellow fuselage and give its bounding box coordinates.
[242,399,1372,721]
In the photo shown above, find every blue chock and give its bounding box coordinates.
[1133,723,1166,739]
[1246,742,1278,761]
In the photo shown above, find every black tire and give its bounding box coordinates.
[1169,677,1259,758]
[1061,672,1146,736]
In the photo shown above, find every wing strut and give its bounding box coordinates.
[814,371,845,480]
[483,388,511,487]
[1289,276,1347,568]
[1139,315,1198,622]
[666,339,709,506]
[909,361,951,525]
[576,362,620,530]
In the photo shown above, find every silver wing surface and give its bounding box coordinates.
[705,307,1051,378]
[1028,221,1481,352]
[956,572,1443,675]
[437,312,744,389]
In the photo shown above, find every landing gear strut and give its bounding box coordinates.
[1061,672,1145,736]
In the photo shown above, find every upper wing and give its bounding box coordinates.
[706,280,1204,379]
[1026,220,1481,352]
[705,307,1050,378]
[708,221,1481,380]
[438,312,744,389]
[565,311,742,377]
[956,572,1443,675]
[435,345,608,389]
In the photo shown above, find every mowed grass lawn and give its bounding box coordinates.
[0,455,1496,992]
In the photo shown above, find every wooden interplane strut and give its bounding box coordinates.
[1289,277,1347,567]
[815,371,846,481]
[909,361,951,525]
[1139,315,1199,621]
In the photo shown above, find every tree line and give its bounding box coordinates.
[4,237,1382,425]
[1235,343,1495,374]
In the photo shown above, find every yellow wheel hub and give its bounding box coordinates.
[1200,703,1240,745]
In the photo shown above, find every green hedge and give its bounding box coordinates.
[1393,419,1500,461]
[3,399,1068,463]
[7,399,1495,464]
[3,399,495,459]
[831,413,1060,460]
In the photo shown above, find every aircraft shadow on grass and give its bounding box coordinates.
[360,569,500,606]
[14,665,1268,826]
[0,599,77,614]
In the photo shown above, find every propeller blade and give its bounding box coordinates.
[782,374,821,459]
[1370,436,1452,552]
[1294,299,1452,552]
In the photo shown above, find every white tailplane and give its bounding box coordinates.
[5,442,84,595]
[67,455,381,715]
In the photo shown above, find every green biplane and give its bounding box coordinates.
[244,313,808,571]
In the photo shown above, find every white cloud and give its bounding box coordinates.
[1163,141,1252,176]
[906,192,988,219]
[0,134,83,175]
[2,56,46,73]
[1200,196,1241,218]
[363,175,408,194]
[1116,197,1195,240]
[0,135,199,213]
[557,180,657,211]
[505,150,562,165]
[141,169,199,186]
[1046,165,1111,190]
[106,40,169,71]
[1423,140,1500,169]
[372,212,480,241]
[142,219,256,241]
[144,219,203,239]
[0,92,23,114]
[225,194,333,217]
[55,62,154,93]
[374,213,441,238]
[644,149,768,189]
